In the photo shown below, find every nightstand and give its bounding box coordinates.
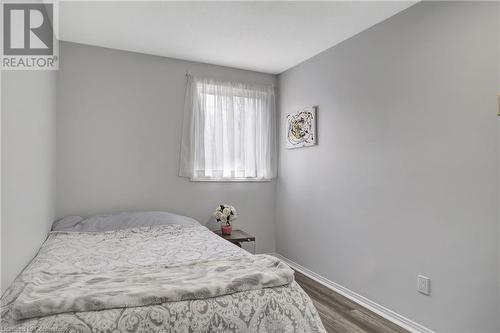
[213,229,256,254]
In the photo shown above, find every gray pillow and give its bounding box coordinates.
[52,216,84,231]
[52,211,200,232]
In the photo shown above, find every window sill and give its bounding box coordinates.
[190,178,273,183]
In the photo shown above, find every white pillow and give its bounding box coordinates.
[52,211,200,232]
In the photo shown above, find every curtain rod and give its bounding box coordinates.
[184,72,275,89]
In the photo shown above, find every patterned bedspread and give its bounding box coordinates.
[1,224,326,332]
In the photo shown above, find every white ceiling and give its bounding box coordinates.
[59,1,416,74]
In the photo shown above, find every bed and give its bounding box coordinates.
[1,212,326,333]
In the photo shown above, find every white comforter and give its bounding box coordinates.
[1,224,326,333]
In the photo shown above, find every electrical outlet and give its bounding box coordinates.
[417,275,430,295]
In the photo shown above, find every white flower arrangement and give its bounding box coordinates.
[213,204,237,226]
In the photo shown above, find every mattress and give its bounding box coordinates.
[1,224,326,332]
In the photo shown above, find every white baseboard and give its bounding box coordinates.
[270,253,435,333]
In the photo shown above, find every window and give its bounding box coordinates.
[180,75,277,181]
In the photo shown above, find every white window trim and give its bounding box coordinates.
[190,177,273,183]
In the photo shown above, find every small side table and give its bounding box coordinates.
[213,229,256,254]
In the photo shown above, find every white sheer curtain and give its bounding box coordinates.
[180,75,277,180]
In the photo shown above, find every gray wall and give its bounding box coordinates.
[497,3,500,324]
[497,2,500,325]
[1,71,56,293]
[56,42,277,253]
[277,2,499,332]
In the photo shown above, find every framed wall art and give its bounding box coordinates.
[286,106,317,149]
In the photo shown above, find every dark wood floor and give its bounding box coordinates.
[294,271,409,333]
